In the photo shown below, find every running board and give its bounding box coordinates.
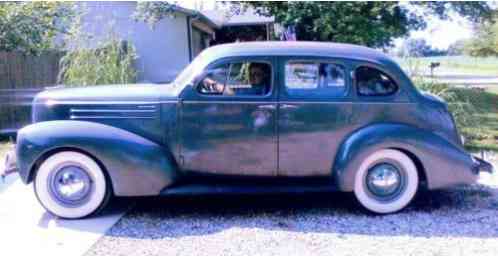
[159,178,338,196]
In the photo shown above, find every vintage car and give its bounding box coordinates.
[1,42,493,219]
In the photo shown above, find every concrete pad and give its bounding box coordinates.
[0,179,130,256]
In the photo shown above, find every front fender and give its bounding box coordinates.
[333,123,476,191]
[16,120,178,196]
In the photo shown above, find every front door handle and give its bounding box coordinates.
[280,104,298,109]
[258,104,276,110]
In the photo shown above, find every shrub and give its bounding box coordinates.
[58,39,137,86]
[57,5,138,87]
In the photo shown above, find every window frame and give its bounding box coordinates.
[281,58,350,100]
[194,57,275,100]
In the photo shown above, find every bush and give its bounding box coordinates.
[58,39,137,86]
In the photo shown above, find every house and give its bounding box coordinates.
[75,2,277,83]
[75,2,219,83]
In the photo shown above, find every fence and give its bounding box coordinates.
[0,51,64,135]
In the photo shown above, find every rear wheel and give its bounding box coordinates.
[354,149,418,214]
[34,151,111,219]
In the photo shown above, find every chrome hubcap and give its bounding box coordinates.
[50,165,92,206]
[366,163,402,197]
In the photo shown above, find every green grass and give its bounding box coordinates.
[457,88,498,152]
[396,56,498,76]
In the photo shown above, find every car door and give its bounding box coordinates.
[179,57,278,176]
[277,57,354,177]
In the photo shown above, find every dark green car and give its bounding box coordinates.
[2,42,493,218]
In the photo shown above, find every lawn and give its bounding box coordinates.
[457,87,498,152]
[396,56,498,76]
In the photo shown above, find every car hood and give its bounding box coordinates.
[35,83,178,103]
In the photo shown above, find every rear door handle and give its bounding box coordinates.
[258,104,276,110]
[280,104,298,109]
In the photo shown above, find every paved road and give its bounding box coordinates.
[416,70,498,86]
[0,178,130,256]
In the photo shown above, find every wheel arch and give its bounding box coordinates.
[332,122,474,191]
[29,146,115,195]
[16,120,179,196]
[391,147,428,190]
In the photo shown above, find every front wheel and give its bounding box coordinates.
[34,151,111,219]
[354,149,418,214]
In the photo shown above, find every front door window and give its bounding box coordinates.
[198,61,272,97]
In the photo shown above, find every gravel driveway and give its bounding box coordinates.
[88,162,498,255]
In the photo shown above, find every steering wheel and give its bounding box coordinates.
[201,78,224,94]
[201,79,213,92]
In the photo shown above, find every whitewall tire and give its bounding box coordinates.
[34,151,110,219]
[354,149,418,214]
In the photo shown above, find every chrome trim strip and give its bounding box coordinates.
[137,105,156,109]
[280,101,413,105]
[182,101,275,104]
[70,115,155,120]
[70,109,156,113]
[51,100,412,105]
[281,101,352,104]
[46,100,177,106]
[182,100,413,105]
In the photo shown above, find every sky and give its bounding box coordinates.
[179,0,475,50]
[394,14,474,50]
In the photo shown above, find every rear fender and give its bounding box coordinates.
[333,123,475,191]
[16,120,178,196]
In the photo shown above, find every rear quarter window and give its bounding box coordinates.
[356,66,398,96]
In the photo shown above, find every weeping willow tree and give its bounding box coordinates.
[58,39,137,86]
[57,5,138,87]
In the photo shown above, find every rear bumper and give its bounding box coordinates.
[1,150,18,180]
[471,156,494,174]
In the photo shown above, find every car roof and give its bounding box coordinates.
[205,41,395,66]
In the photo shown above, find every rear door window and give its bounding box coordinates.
[284,61,346,97]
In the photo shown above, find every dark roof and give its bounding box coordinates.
[206,41,394,65]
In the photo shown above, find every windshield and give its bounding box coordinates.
[173,50,211,88]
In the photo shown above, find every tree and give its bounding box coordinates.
[0,2,75,54]
[132,2,179,29]
[463,12,498,57]
[398,38,447,57]
[447,39,467,56]
[234,1,493,48]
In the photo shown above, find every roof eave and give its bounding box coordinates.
[171,5,220,29]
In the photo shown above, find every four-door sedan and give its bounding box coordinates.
[1,42,493,219]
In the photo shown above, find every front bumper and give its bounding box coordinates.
[1,150,18,180]
[471,156,494,174]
